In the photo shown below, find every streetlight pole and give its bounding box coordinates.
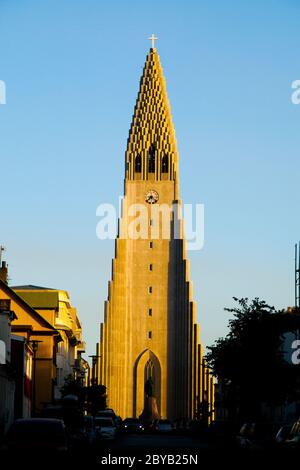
[88,355,101,386]
[29,340,43,417]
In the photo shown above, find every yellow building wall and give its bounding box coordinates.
[0,287,58,413]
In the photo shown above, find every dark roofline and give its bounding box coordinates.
[12,285,56,290]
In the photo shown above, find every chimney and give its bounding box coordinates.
[0,261,8,284]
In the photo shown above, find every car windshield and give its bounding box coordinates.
[291,423,300,436]
[95,419,114,427]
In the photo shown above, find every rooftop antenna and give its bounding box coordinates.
[0,246,5,266]
[295,242,300,310]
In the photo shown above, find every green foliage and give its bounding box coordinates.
[60,374,84,399]
[60,375,107,415]
[206,298,300,421]
[86,384,107,415]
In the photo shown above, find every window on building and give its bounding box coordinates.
[148,331,152,339]
[149,264,153,271]
[150,241,153,248]
[135,154,141,172]
[161,154,169,173]
[149,308,152,316]
[149,286,152,293]
[148,145,155,173]
[0,299,11,311]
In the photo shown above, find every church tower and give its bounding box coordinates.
[99,44,207,420]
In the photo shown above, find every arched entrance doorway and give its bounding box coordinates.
[133,349,161,418]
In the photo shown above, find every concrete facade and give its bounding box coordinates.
[99,48,207,420]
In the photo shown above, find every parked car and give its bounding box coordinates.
[236,422,278,450]
[95,410,122,430]
[94,417,117,440]
[83,415,97,447]
[157,419,173,433]
[275,424,293,446]
[173,419,190,434]
[96,410,116,423]
[96,409,115,417]
[143,420,159,433]
[187,420,206,436]
[122,418,145,433]
[207,420,236,441]
[4,418,69,452]
[284,419,300,448]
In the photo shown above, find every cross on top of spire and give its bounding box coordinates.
[148,33,158,49]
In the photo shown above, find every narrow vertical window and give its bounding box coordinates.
[149,264,153,271]
[149,308,152,316]
[148,331,152,339]
[150,241,153,248]
[135,154,141,173]
[148,145,155,173]
[149,286,152,293]
[161,154,169,173]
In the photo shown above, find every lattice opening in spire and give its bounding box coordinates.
[148,145,156,173]
[135,154,142,173]
[161,154,169,173]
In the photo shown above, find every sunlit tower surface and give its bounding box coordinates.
[295,242,300,310]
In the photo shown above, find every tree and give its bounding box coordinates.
[60,375,107,416]
[60,374,84,401]
[206,298,300,423]
[86,384,107,416]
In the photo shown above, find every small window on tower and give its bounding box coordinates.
[149,308,152,316]
[149,286,152,293]
[149,264,153,271]
[148,145,155,173]
[161,154,169,173]
[148,331,152,339]
[150,241,153,248]
[135,154,142,173]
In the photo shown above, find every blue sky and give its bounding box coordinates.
[1,0,300,359]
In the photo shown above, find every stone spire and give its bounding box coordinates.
[99,45,213,421]
[125,48,179,187]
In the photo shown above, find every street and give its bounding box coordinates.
[92,433,214,467]
[108,432,213,451]
[92,432,293,466]
[93,431,224,465]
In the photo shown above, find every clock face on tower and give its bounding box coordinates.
[145,189,159,204]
